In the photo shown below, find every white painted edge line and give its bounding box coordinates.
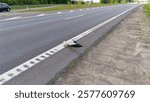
[0,5,138,85]
[65,15,84,20]
[0,43,65,85]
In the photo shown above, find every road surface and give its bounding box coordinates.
[0,4,139,84]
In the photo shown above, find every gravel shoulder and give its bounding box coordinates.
[54,7,150,85]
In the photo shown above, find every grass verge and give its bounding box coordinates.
[143,4,150,44]
[20,4,112,12]
[143,3,150,19]
[11,4,55,10]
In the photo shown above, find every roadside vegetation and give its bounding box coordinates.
[143,4,150,44]
[0,0,70,5]
[11,4,56,10]
[0,0,131,6]
[143,3,150,19]
[24,4,112,12]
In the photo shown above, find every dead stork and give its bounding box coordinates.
[63,40,82,48]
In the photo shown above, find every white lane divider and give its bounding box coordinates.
[5,16,21,20]
[0,6,107,22]
[57,12,62,14]
[0,12,63,22]
[0,16,21,21]
[70,10,74,12]
[0,5,138,85]
[36,14,46,17]
[79,9,82,11]
[65,15,84,20]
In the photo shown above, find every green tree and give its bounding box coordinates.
[100,0,110,3]
[110,0,115,3]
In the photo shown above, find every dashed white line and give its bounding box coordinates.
[65,15,84,20]
[0,5,138,85]
[70,10,74,12]
[79,9,82,11]
[36,14,46,17]
[6,16,21,20]
[57,12,62,14]
[0,12,63,22]
[0,16,21,21]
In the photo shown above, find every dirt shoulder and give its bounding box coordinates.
[54,6,150,85]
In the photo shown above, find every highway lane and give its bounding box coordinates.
[0,4,138,75]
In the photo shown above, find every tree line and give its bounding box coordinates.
[0,0,130,5]
[0,0,71,5]
[100,0,131,4]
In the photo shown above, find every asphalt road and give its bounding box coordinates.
[0,4,139,76]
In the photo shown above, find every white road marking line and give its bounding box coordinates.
[0,16,21,21]
[65,15,84,20]
[70,10,74,12]
[0,12,63,22]
[0,43,65,85]
[6,16,21,20]
[36,14,46,17]
[57,12,62,14]
[0,5,138,85]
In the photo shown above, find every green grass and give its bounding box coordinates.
[20,4,112,12]
[143,4,150,44]
[143,3,150,19]
[11,4,55,10]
